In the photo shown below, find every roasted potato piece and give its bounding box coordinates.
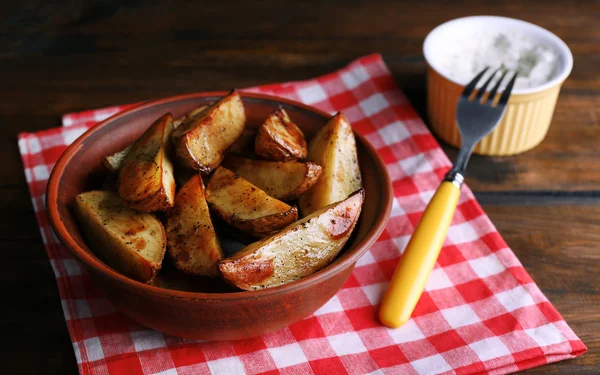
[171,91,246,173]
[118,113,176,212]
[101,106,208,173]
[219,189,365,290]
[102,145,132,172]
[223,156,322,201]
[205,166,298,237]
[173,105,207,129]
[166,175,224,276]
[298,113,362,216]
[74,190,166,283]
[255,107,307,161]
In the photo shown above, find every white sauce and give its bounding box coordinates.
[438,30,560,90]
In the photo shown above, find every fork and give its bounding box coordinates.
[379,67,518,328]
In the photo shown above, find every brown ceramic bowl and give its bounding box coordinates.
[46,91,392,340]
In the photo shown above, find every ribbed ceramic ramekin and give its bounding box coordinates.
[424,16,573,155]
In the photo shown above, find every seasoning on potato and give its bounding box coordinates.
[222,155,322,201]
[74,190,167,283]
[118,113,176,212]
[298,112,362,216]
[103,105,208,173]
[171,90,246,174]
[255,107,307,161]
[205,166,298,238]
[219,188,365,290]
[166,174,224,276]
[84,93,366,291]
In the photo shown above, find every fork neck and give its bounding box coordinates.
[443,169,465,188]
[443,144,474,188]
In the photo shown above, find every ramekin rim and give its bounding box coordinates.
[423,15,573,95]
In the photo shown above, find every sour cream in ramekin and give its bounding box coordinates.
[423,16,573,155]
[437,29,560,90]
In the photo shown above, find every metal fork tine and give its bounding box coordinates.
[461,67,489,98]
[498,72,518,105]
[475,68,501,102]
[487,70,508,105]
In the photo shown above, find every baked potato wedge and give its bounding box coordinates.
[173,105,207,129]
[100,106,208,173]
[298,112,362,216]
[118,113,176,212]
[171,91,246,173]
[74,190,166,283]
[166,174,224,276]
[102,144,132,172]
[223,156,322,201]
[255,107,307,161]
[219,188,365,290]
[205,166,298,237]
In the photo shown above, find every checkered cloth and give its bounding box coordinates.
[19,54,586,375]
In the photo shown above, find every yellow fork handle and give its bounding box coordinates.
[379,181,460,328]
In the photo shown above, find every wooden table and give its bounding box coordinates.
[2,1,598,373]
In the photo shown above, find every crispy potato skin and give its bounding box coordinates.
[231,206,298,237]
[205,167,298,237]
[222,256,275,287]
[101,105,207,173]
[171,91,246,174]
[223,156,322,201]
[74,191,166,283]
[219,189,365,290]
[118,113,176,212]
[298,112,362,216]
[255,107,307,161]
[166,175,224,276]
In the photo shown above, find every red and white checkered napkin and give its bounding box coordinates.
[19,54,586,375]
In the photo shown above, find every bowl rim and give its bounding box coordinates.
[46,91,393,301]
[423,15,574,95]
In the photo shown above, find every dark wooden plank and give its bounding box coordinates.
[484,205,600,374]
[1,0,600,192]
[474,191,600,206]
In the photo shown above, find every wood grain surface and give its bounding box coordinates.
[1,0,598,373]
